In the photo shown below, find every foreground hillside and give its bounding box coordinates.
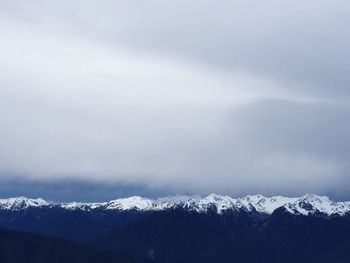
[0,227,134,263]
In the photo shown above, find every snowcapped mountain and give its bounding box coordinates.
[0,196,49,210]
[1,194,349,216]
[1,195,349,263]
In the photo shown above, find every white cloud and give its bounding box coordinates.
[0,1,349,197]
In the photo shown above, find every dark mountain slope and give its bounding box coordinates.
[96,210,265,263]
[0,207,150,244]
[96,209,350,263]
[0,227,134,263]
[254,208,350,263]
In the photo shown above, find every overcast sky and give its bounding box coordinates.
[1,0,350,201]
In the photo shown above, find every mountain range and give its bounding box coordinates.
[0,194,349,262]
[1,194,350,215]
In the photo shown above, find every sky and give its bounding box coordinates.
[0,0,350,201]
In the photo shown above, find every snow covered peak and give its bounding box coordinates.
[199,194,236,213]
[0,196,49,210]
[59,196,154,211]
[106,196,154,210]
[236,195,297,214]
[234,194,350,216]
[1,194,349,216]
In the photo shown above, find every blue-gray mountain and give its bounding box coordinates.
[0,194,349,263]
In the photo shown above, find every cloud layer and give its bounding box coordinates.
[0,1,349,199]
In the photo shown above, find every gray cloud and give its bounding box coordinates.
[2,0,349,97]
[0,1,349,199]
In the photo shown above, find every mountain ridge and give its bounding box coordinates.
[1,194,349,216]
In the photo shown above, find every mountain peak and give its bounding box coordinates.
[0,196,49,210]
[107,196,154,210]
